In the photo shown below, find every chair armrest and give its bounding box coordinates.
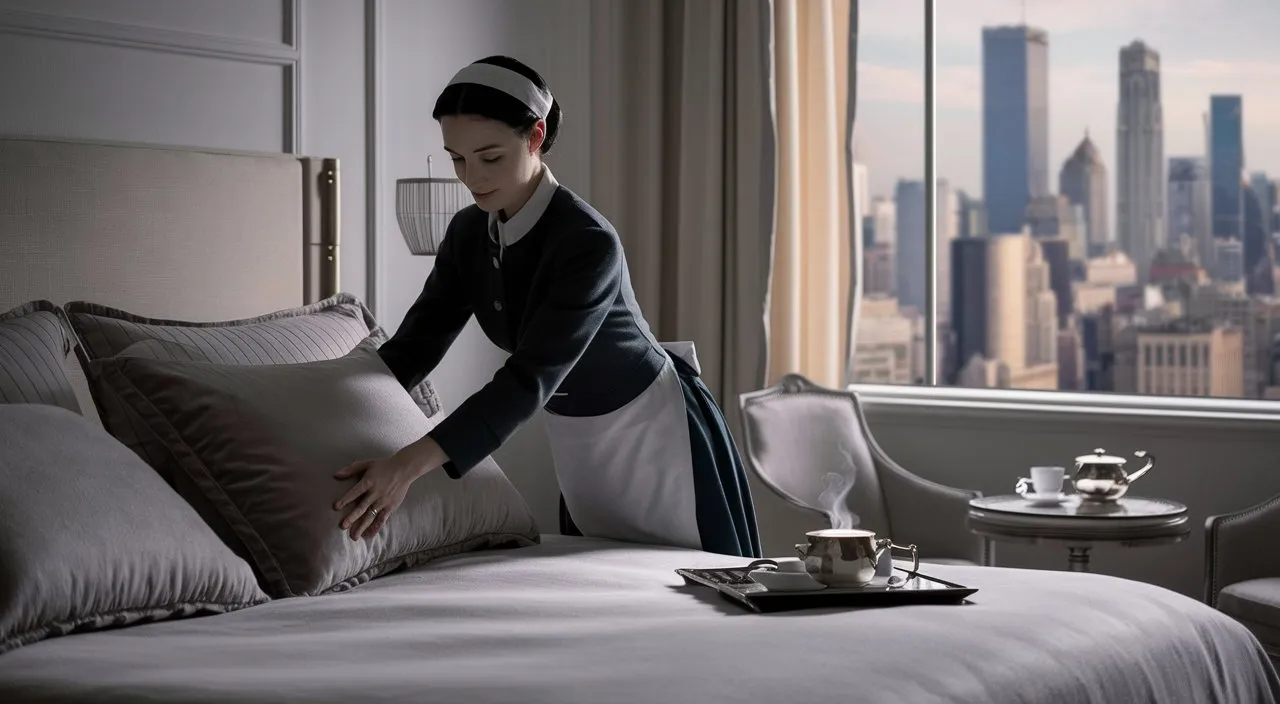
[1205,491,1280,607]
[876,456,991,565]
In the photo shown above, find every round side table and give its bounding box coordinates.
[966,495,1190,573]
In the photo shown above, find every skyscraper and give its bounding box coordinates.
[1167,157,1212,271]
[982,25,1049,235]
[1243,176,1277,295]
[1059,132,1110,257]
[956,191,988,239]
[894,179,926,312]
[936,179,959,323]
[1116,41,1164,283]
[1210,95,1244,240]
[950,237,989,383]
[1272,178,1280,235]
[1250,172,1275,236]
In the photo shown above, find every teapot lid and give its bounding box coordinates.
[1075,448,1126,465]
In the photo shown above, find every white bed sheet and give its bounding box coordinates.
[0,535,1275,703]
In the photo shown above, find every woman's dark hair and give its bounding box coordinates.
[432,55,562,155]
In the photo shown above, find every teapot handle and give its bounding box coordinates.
[1126,450,1155,484]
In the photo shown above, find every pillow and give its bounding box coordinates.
[0,300,81,413]
[64,292,443,422]
[0,404,269,655]
[88,339,540,598]
[64,294,445,558]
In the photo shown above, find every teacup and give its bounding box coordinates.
[1015,465,1066,497]
[794,528,919,588]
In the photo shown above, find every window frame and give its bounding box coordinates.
[845,0,1280,421]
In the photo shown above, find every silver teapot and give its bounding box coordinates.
[794,529,919,588]
[1072,448,1155,502]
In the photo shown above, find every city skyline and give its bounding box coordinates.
[855,0,1280,212]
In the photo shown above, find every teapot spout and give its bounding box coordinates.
[1126,451,1155,483]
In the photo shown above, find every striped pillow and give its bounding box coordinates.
[65,293,441,417]
[0,301,81,414]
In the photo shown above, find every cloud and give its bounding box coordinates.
[1165,59,1280,80]
[857,62,1109,113]
[856,63,980,110]
[858,0,1180,47]
[858,55,1280,124]
[854,54,1280,200]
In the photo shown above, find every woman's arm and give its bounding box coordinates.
[427,226,622,478]
[376,216,474,390]
[333,225,618,540]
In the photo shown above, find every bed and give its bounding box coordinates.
[0,135,1277,704]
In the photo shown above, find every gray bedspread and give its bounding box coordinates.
[0,535,1276,703]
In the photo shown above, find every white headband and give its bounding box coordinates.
[445,63,553,118]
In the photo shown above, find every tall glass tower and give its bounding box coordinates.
[1116,41,1164,283]
[1210,95,1244,240]
[982,25,1049,235]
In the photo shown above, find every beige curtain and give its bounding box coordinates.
[588,0,776,431]
[765,0,858,389]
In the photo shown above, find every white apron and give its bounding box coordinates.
[541,341,703,551]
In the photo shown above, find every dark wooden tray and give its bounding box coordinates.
[675,560,978,613]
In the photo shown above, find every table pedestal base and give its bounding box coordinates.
[1066,546,1091,572]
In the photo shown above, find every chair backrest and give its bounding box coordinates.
[737,373,891,534]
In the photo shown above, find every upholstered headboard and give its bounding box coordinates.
[0,134,339,318]
[0,134,342,421]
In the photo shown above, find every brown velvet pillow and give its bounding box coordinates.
[88,339,540,598]
[0,404,269,655]
[64,294,446,563]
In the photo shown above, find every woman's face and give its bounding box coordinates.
[441,114,544,215]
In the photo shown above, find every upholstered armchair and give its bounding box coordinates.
[737,374,991,565]
[1205,494,1280,661]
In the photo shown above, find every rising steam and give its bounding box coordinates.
[817,472,860,530]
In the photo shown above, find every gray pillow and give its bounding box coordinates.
[0,300,81,413]
[0,404,269,655]
[65,294,446,561]
[88,339,540,598]
[65,292,443,423]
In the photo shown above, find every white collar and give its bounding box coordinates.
[488,165,559,250]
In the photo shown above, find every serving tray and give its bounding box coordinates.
[675,560,978,614]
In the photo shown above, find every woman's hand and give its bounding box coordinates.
[332,437,446,541]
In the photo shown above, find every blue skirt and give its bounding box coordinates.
[559,351,763,558]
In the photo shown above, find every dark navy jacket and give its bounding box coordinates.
[377,186,667,479]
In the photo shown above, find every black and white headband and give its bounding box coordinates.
[446,63,553,119]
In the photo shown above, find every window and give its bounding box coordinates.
[853,0,1280,402]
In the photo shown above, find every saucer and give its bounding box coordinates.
[748,568,827,592]
[1020,491,1068,506]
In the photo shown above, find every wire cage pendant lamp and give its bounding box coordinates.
[395,156,472,256]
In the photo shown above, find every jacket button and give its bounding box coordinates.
[493,301,503,311]
[492,257,500,268]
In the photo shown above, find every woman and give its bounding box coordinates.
[332,56,761,558]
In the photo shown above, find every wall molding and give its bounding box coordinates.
[288,0,302,154]
[0,4,303,155]
[364,0,385,317]
[0,7,299,63]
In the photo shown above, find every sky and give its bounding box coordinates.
[855,0,1280,205]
